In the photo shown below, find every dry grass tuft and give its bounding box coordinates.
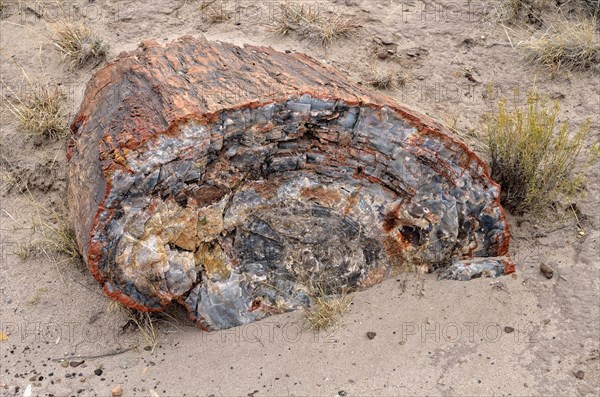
[0,167,16,188]
[303,285,352,330]
[366,66,401,90]
[581,0,600,17]
[32,200,81,260]
[39,215,79,259]
[3,83,69,140]
[272,1,358,45]
[5,195,80,261]
[51,22,108,69]
[203,3,231,23]
[486,89,599,213]
[523,19,600,72]
[113,304,180,353]
[127,310,159,353]
[14,242,37,261]
[504,0,524,19]
[366,67,395,89]
[108,302,160,352]
[109,299,184,353]
[500,0,550,24]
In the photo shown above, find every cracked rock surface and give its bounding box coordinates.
[68,36,514,330]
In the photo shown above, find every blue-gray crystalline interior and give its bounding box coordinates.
[88,96,512,330]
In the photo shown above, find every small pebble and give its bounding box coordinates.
[504,326,515,333]
[540,263,555,279]
[112,385,123,397]
[376,50,388,60]
[60,360,69,368]
[367,332,376,340]
[94,369,103,376]
[574,370,584,380]
[70,360,85,368]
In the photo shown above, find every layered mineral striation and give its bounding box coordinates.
[68,36,515,330]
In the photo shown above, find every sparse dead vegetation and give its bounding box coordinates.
[581,0,600,17]
[202,3,231,23]
[2,82,69,140]
[31,200,81,260]
[523,18,600,72]
[126,310,159,353]
[51,22,108,69]
[2,194,80,261]
[499,0,550,25]
[110,303,180,353]
[303,285,352,330]
[28,1,108,67]
[272,1,358,45]
[365,65,408,90]
[0,166,16,189]
[13,242,36,261]
[486,89,599,213]
[366,66,397,89]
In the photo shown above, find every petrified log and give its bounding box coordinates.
[68,36,514,330]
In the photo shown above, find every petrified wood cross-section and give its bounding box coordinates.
[67,36,515,330]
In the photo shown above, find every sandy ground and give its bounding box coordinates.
[1,0,599,396]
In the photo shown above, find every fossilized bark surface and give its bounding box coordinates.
[68,36,514,330]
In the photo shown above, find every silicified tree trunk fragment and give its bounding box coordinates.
[68,36,515,331]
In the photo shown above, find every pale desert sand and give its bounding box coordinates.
[0,1,599,396]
